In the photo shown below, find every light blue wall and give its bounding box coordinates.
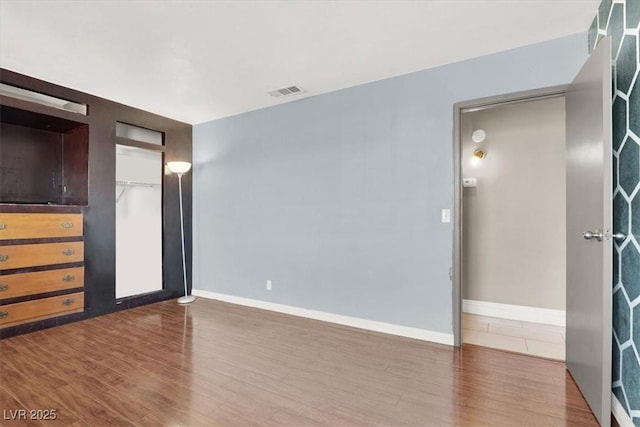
[193,33,588,334]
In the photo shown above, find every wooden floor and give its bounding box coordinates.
[0,298,598,426]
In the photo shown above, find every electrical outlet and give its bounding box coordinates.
[266,280,272,291]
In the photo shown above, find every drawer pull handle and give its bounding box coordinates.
[0,284,8,291]
[0,254,8,262]
[0,311,8,319]
[0,223,6,230]
[61,298,75,306]
[62,249,75,256]
[62,275,75,282]
[61,222,74,228]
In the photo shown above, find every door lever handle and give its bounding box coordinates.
[583,230,603,241]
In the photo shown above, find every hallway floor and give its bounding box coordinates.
[463,313,565,360]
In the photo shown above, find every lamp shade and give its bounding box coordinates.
[167,161,192,174]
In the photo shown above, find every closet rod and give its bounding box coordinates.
[116,180,160,187]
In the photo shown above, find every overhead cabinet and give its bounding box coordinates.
[0,94,89,206]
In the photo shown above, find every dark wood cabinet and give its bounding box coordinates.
[0,99,88,205]
[0,208,85,329]
[0,68,192,339]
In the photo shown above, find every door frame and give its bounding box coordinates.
[451,85,569,346]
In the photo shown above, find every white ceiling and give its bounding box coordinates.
[0,0,598,125]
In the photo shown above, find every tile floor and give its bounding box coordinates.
[462,313,565,360]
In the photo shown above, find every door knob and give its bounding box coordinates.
[611,232,626,241]
[583,229,603,241]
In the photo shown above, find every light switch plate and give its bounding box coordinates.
[463,177,478,188]
[441,209,451,223]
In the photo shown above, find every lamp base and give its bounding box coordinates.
[177,295,197,304]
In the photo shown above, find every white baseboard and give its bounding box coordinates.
[612,392,635,427]
[192,289,453,346]
[463,299,565,326]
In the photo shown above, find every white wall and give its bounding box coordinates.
[115,146,162,299]
[461,96,566,310]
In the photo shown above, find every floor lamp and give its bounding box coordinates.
[167,161,196,304]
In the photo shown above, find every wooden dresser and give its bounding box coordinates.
[0,208,85,329]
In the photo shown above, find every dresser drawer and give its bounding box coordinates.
[0,242,84,270]
[0,213,83,240]
[0,267,84,299]
[0,292,84,327]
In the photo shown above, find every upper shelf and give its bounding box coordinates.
[0,95,88,132]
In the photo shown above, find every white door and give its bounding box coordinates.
[565,37,612,427]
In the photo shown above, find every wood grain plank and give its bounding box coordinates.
[0,350,88,426]
[0,298,599,426]
[0,242,84,270]
[0,386,45,427]
[0,213,82,240]
[0,292,83,327]
[0,267,84,299]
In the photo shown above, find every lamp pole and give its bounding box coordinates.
[167,161,196,305]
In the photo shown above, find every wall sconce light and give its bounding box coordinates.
[473,149,486,160]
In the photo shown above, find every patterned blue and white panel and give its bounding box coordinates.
[590,0,640,424]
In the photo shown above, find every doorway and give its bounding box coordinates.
[452,87,569,359]
[115,144,164,298]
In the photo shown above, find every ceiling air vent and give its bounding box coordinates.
[268,85,304,98]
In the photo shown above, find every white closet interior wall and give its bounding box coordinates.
[115,145,163,299]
